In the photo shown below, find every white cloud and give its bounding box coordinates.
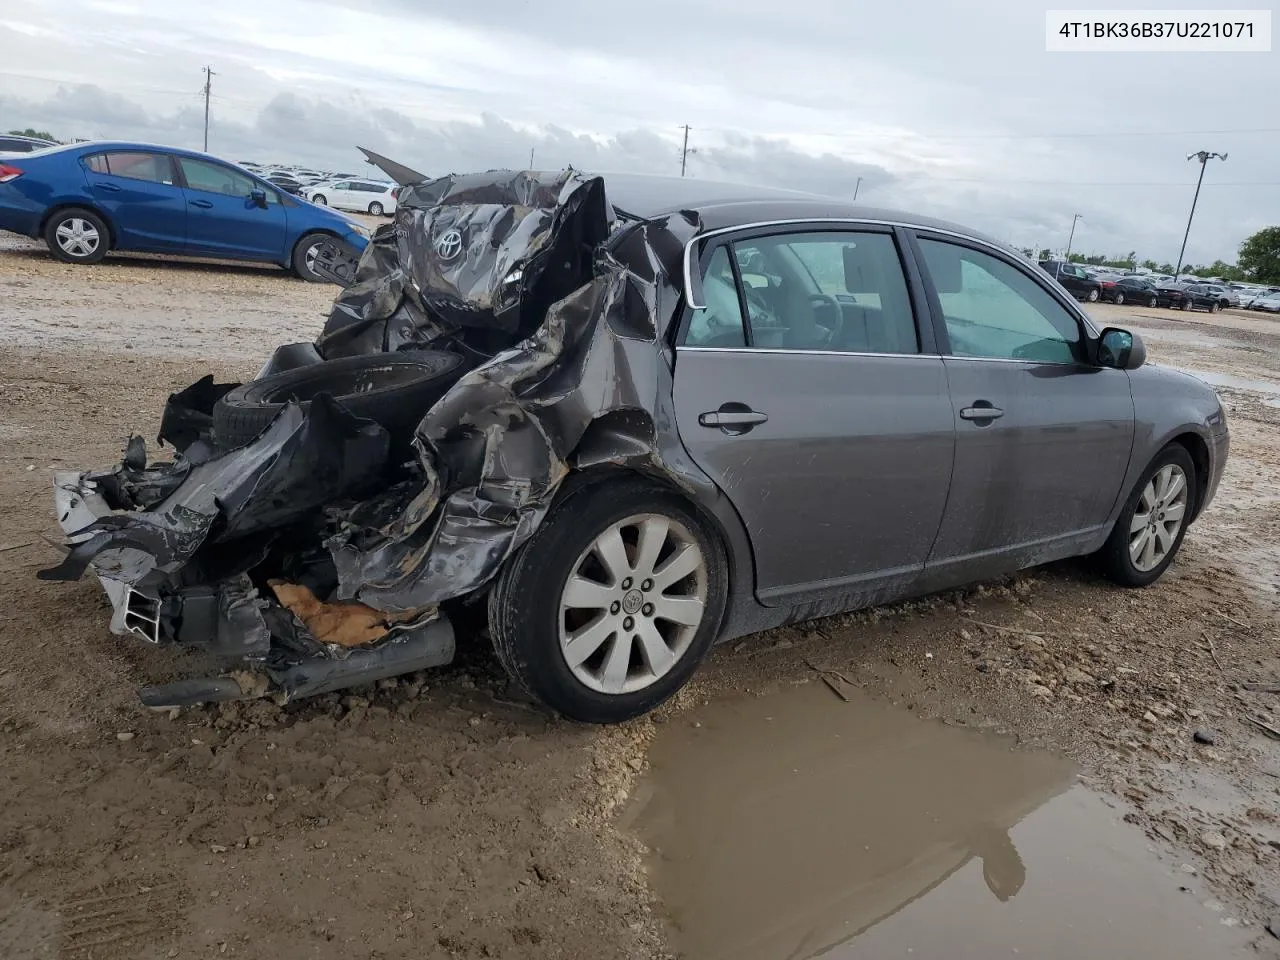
[2,0,1278,265]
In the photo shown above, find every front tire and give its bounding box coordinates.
[1211,302,1222,313]
[1182,299,1193,311]
[311,194,327,206]
[1147,295,1158,308]
[44,208,109,264]
[291,232,330,282]
[1097,445,1196,587]
[1087,288,1100,302]
[1114,292,1125,305]
[488,476,728,723]
[368,201,384,216]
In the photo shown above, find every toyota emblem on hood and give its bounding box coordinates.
[434,229,463,262]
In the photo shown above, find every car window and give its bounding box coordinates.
[686,246,748,347]
[179,158,276,203]
[917,238,1082,364]
[91,152,176,184]
[723,231,918,354]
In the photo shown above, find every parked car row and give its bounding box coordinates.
[1039,260,1278,315]
[235,160,398,215]
[0,140,370,280]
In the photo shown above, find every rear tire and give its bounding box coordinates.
[1087,288,1100,302]
[368,201,384,216]
[1211,302,1222,313]
[1097,444,1196,587]
[44,207,109,264]
[1147,295,1157,308]
[1182,299,1193,311]
[1114,292,1125,305]
[211,351,465,452]
[488,476,728,723]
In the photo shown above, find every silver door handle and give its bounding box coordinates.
[699,410,768,428]
[960,405,1004,421]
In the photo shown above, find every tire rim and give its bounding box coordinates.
[303,241,322,276]
[1115,293,1124,305]
[55,218,100,257]
[1129,463,1189,572]
[1149,297,1157,307]
[370,203,383,216]
[558,513,708,695]
[314,195,326,205]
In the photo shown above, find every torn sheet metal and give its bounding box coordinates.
[325,202,702,611]
[40,395,390,586]
[316,169,609,359]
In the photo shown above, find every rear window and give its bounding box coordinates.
[84,152,176,184]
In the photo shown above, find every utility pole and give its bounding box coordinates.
[202,65,215,152]
[853,176,862,202]
[528,147,535,169]
[1174,150,1227,281]
[1065,213,1082,262]
[680,124,690,177]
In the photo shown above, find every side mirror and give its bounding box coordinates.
[250,188,268,209]
[1097,327,1146,370]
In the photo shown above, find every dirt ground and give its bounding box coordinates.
[2,235,1279,959]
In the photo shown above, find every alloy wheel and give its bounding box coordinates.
[1128,463,1189,572]
[54,218,100,258]
[558,514,708,695]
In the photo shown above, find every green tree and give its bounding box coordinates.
[1238,227,1280,284]
[1157,263,1174,274]
[1037,248,1051,261]
[1205,259,1243,281]
[7,128,57,142]
[1140,259,1158,271]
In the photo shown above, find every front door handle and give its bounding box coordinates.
[959,401,1004,423]
[698,403,768,434]
[94,182,121,193]
[189,199,214,209]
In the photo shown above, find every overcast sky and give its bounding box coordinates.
[1,0,1277,264]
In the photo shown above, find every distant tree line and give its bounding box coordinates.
[1020,225,1280,284]
[7,128,59,142]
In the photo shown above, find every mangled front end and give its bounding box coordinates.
[41,168,701,709]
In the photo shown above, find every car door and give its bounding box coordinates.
[328,181,356,211]
[909,233,1135,586]
[80,151,187,251]
[175,157,287,261]
[672,225,956,606]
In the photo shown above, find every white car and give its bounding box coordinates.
[1248,293,1280,313]
[304,179,398,216]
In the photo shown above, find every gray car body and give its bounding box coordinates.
[593,175,1229,644]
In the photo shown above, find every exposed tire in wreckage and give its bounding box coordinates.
[488,474,729,724]
[212,351,466,452]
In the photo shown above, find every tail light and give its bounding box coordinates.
[0,164,23,183]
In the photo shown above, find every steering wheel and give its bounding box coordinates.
[808,293,844,345]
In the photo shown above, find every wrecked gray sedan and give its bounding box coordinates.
[43,169,1230,723]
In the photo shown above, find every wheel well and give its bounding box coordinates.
[1170,433,1210,521]
[292,230,341,259]
[40,203,116,248]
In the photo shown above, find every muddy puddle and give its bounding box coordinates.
[625,682,1254,960]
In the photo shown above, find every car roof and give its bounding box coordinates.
[597,172,1011,250]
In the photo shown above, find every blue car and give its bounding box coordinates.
[0,141,369,281]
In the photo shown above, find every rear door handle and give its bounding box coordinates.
[698,405,768,434]
[189,199,214,209]
[959,402,1004,422]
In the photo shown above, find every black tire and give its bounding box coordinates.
[1211,302,1222,314]
[44,207,109,264]
[291,232,332,282]
[212,351,465,452]
[1087,288,1100,303]
[1182,299,1193,311]
[1147,295,1158,308]
[368,201,384,216]
[1096,444,1196,587]
[488,475,729,723]
[312,194,327,206]
[1114,291,1125,305]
